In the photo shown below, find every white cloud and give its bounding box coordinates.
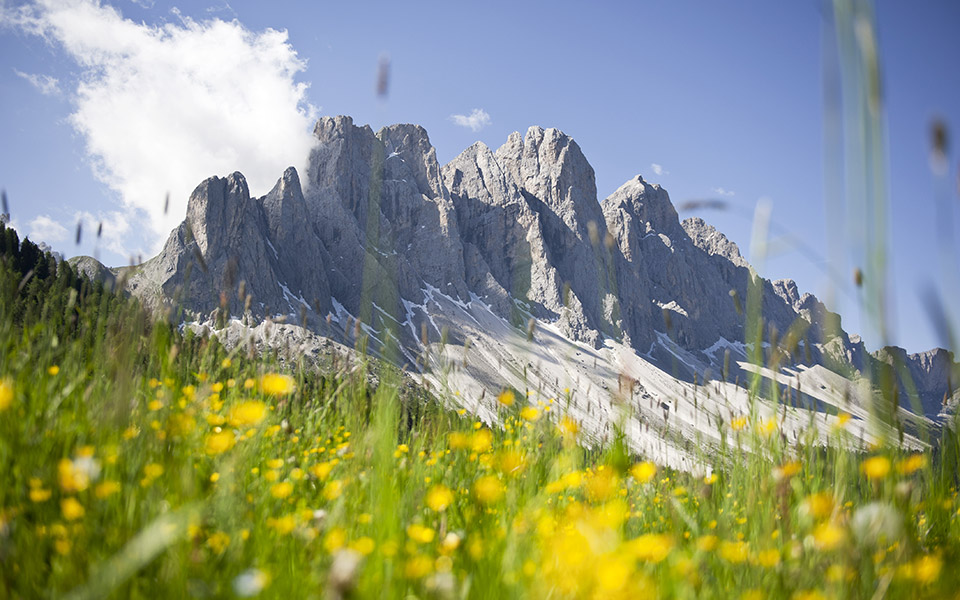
[6,0,318,255]
[13,69,60,95]
[28,214,69,243]
[73,209,134,259]
[450,108,491,132]
[650,163,669,176]
[712,187,735,197]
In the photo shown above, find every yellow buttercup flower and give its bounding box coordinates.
[470,429,493,453]
[47,365,59,376]
[406,523,435,544]
[61,497,85,521]
[271,481,294,499]
[267,515,297,535]
[626,533,673,563]
[474,475,504,504]
[205,431,236,455]
[350,536,376,556]
[631,461,657,484]
[229,401,267,426]
[812,522,846,551]
[520,406,540,421]
[861,456,891,480]
[404,555,433,579]
[802,492,834,520]
[718,540,749,563]
[95,480,121,498]
[0,377,12,411]
[896,454,926,475]
[260,373,295,396]
[914,554,942,584]
[29,488,52,502]
[756,549,780,567]
[835,412,852,429]
[426,485,454,512]
[497,389,515,407]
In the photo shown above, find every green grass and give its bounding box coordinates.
[2,223,960,600]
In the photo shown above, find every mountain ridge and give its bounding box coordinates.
[100,114,957,466]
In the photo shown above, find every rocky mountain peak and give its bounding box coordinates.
[682,216,747,267]
[377,123,446,200]
[121,114,958,428]
[494,126,601,236]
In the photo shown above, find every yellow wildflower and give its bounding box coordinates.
[29,488,52,502]
[229,401,267,427]
[323,479,344,500]
[205,430,235,455]
[560,416,579,436]
[144,463,164,479]
[407,523,435,544]
[802,492,834,520]
[206,531,230,554]
[697,535,719,552]
[260,373,295,396]
[758,418,777,437]
[267,514,297,535]
[350,536,376,556]
[730,416,748,431]
[861,456,891,480]
[426,485,454,512]
[470,429,493,453]
[626,533,674,563]
[896,454,926,475]
[596,554,633,592]
[0,377,13,411]
[835,412,852,429]
[520,406,540,421]
[812,522,846,551]
[718,540,749,563]
[404,555,433,579]
[310,462,333,480]
[497,389,515,406]
[271,481,294,499]
[47,365,59,376]
[914,554,942,584]
[774,461,801,480]
[631,461,657,484]
[323,527,346,552]
[756,549,780,567]
[95,480,121,498]
[447,432,470,450]
[474,475,504,504]
[60,497,85,521]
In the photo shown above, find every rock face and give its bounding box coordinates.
[123,115,958,421]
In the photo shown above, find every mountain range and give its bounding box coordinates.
[73,115,957,470]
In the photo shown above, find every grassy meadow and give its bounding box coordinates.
[2,217,960,600]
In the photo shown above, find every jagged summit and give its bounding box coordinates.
[117,115,957,467]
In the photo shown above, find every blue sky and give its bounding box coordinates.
[0,0,958,355]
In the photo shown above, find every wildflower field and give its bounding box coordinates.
[2,225,960,600]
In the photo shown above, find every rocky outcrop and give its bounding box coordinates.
[120,115,957,419]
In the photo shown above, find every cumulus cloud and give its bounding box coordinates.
[13,69,61,95]
[28,214,69,243]
[450,108,491,132]
[712,187,735,197]
[5,0,318,255]
[650,163,671,176]
[73,209,134,259]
